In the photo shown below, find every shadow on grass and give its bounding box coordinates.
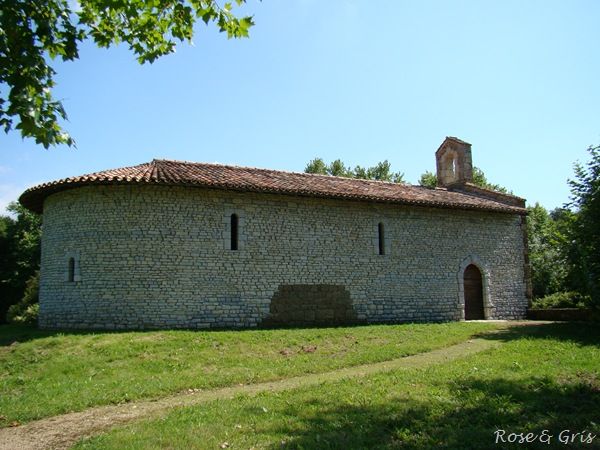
[2,321,599,349]
[0,321,423,347]
[0,324,133,347]
[478,322,600,348]
[259,375,599,449]
[0,322,379,347]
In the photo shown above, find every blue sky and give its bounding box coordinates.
[1,0,599,213]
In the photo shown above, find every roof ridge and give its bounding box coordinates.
[21,161,154,192]
[456,182,526,202]
[153,158,421,189]
[19,158,526,215]
[445,136,471,146]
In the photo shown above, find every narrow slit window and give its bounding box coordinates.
[230,213,239,251]
[378,222,385,255]
[68,257,75,282]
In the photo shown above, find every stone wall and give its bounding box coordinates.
[261,285,359,327]
[38,184,528,329]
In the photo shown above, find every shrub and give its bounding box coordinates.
[6,271,39,324]
[8,303,39,325]
[531,291,591,309]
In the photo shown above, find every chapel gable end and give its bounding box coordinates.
[434,136,526,209]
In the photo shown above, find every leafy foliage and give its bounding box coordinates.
[549,207,585,294]
[418,167,509,193]
[7,271,40,324]
[305,158,405,183]
[525,144,600,306]
[0,0,254,148]
[567,144,600,306]
[304,158,328,175]
[526,204,570,298]
[531,291,591,310]
[418,170,437,188]
[472,167,510,193]
[0,202,41,322]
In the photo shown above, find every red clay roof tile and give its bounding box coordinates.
[19,159,526,215]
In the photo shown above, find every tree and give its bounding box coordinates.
[305,158,405,183]
[567,144,600,306]
[354,160,405,183]
[304,158,328,175]
[526,203,570,298]
[0,202,42,322]
[6,271,40,324]
[418,167,509,193]
[1,0,254,148]
[418,171,437,188]
[550,207,584,294]
[472,167,509,193]
[329,159,352,177]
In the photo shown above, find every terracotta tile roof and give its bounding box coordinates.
[444,136,471,146]
[19,159,526,215]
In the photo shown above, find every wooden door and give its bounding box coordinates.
[464,264,485,320]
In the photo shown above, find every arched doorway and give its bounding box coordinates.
[464,264,485,320]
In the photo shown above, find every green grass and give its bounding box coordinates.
[75,323,600,450]
[0,321,496,425]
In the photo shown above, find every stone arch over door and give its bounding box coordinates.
[457,255,494,320]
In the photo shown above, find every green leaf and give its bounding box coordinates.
[1,0,255,148]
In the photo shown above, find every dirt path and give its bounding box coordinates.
[0,336,501,450]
